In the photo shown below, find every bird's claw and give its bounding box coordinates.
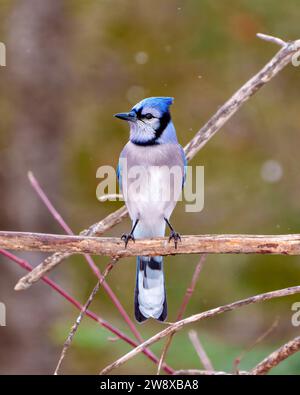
[168,230,181,249]
[121,233,135,248]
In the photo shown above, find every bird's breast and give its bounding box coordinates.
[120,142,184,224]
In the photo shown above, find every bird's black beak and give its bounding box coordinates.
[114,111,137,122]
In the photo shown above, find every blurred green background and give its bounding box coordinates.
[0,0,299,374]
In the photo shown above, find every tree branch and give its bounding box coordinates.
[183,34,300,160]
[23,208,128,290]
[99,285,300,374]
[173,335,300,375]
[0,231,299,262]
[14,33,300,291]
[256,33,287,47]
[188,329,214,371]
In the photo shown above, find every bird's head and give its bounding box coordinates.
[114,97,176,145]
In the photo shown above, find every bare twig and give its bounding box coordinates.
[1,232,300,264]
[54,259,116,374]
[99,285,300,374]
[79,206,128,237]
[157,255,206,374]
[14,33,300,291]
[54,280,101,375]
[28,171,73,235]
[188,330,214,371]
[256,33,287,47]
[0,249,173,374]
[250,336,300,375]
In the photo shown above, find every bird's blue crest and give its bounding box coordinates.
[133,97,174,113]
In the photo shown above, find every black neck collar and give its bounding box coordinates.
[131,138,160,146]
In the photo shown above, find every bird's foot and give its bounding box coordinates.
[121,233,135,248]
[168,230,181,249]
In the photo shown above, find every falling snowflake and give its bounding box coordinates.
[134,51,149,65]
[260,160,283,183]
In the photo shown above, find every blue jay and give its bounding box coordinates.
[115,97,186,322]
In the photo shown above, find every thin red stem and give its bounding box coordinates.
[157,255,206,374]
[176,255,206,320]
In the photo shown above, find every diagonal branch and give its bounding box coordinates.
[183,33,300,160]
[174,335,300,375]
[233,317,279,373]
[27,172,144,343]
[16,207,128,291]
[256,33,287,47]
[14,33,300,291]
[99,285,300,374]
[188,329,214,371]
[54,279,101,375]
[15,205,128,289]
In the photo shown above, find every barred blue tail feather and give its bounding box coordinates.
[135,256,167,322]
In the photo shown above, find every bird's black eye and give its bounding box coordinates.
[144,113,154,119]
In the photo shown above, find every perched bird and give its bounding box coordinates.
[115,97,186,322]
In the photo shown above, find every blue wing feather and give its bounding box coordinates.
[116,160,122,191]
